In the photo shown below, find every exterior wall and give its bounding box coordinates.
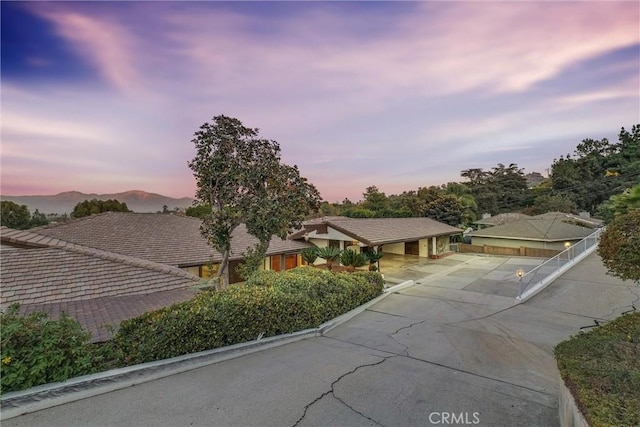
[382,242,405,255]
[472,237,581,250]
[419,239,430,258]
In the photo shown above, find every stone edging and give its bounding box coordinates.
[0,280,414,421]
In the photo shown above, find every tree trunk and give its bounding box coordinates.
[214,250,230,290]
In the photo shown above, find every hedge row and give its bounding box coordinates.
[0,308,114,394]
[115,268,384,365]
[554,312,640,427]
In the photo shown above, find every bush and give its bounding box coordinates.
[115,268,384,365]
[0,306,112,394]
[555,312,640,427]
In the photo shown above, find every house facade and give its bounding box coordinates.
[290,217,461,259]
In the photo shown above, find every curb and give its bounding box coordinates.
[0,280,414,421]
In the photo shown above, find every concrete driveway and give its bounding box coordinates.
[3,253,637,427]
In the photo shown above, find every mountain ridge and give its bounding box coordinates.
[1,190,194,214]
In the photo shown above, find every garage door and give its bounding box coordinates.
[405,241,420,256]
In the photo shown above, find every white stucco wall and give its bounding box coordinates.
[382,242,405,255]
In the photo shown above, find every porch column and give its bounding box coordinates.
[432,236,437,257]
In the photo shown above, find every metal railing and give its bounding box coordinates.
[516,227,604,300]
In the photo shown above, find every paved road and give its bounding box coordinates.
[4,253,637,427]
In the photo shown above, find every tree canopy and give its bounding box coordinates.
[1,201,50,229]
[71,199,131,218]
[1,201,31,229]
[550,125,640,212]
[598,209,640,282]
[188,115,321,286]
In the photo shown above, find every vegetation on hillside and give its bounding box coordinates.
[1,201,49,230]
[598,209,640,282]
[555,312,640,427]
[71,198,131,218]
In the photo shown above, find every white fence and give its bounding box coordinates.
[516,228,604,302]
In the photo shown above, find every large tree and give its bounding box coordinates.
[188,115,321,287]
[550,125,640,213]
[1,201,31,230]
[461,163,530,214]
[423,194,465,227]
[71,199,131,218]
[598,209,640,282]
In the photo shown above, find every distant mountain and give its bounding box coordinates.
[1,190,194,214]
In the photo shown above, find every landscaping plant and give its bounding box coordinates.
[0,306,112,394]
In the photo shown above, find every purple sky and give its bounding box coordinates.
[2,1,639,203]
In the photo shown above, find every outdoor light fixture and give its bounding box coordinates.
[517,268,525,298]
[564,242,571,249]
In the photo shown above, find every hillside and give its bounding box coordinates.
[1,190,194,214]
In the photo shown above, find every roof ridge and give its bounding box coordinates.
[1,226,200,281]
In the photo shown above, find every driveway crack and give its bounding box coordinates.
[389,320,426,356]
[292,356,394,427]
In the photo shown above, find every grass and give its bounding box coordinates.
[554,312,640,427]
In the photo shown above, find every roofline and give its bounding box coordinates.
[1,227,200,281]
[469,234,589,242]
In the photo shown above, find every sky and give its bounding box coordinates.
[1,1,639,203]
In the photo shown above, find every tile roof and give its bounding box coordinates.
[474,213,532,226]
[34,212,311,267]
[292,217,461,246]
[533,212,603,227]
[17,289,196,342]
[1,226,200,342]
[467,218,595,241]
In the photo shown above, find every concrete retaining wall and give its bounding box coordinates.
[558,376,590,427]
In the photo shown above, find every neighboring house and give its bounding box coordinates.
[1,226,200,342]
[34,212,313,284]
[474,213,532,229]
[467,217,595,251]
[290,217,461,259]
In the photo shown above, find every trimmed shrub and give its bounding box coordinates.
[115,268,384,365]
[555,312,640,427]
[0,306,112,394]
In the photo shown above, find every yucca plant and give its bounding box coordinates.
[316,246,342,270]
[340,249,369,272]
[301,247,319,265]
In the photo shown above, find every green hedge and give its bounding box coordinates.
[115,268,384,365]
[0,307,113,394]
[555,312,640,427]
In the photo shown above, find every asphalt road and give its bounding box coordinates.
[4,253,637,427]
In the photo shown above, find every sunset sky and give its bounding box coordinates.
[2,1,638,203]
